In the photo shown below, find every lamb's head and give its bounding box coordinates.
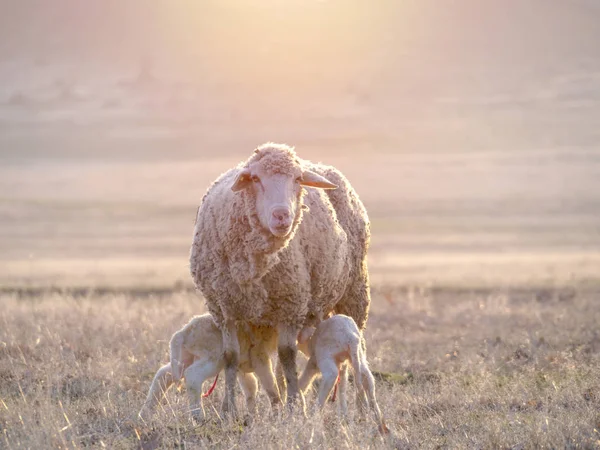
[297,326,316,357]
[231,143,337,238]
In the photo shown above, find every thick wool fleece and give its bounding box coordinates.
[190,143,371,330]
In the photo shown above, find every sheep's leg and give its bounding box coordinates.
[184,359,219,422]
[275,358,287,404]
[316,359,339,409]
[221,321,240,418]
[251,350,282,408]
[338,363,349,419]
[237,372,258,418]
[277,324,304,412]
[139,363,174,419]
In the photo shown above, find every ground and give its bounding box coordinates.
[2,285,600,449]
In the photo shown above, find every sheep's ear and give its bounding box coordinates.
[299,170,338,190]
[298,327,315,345]
[231,168,251,192]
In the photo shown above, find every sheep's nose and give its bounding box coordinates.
[271,207,291,222]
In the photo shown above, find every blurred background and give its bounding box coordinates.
[1,0,599,290]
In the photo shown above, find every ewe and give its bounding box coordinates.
[190,143,371,415]
[298,314,388,434]
[139,314,279,421]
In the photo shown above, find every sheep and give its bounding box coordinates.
[139,313,281,422]
[189,143,371,415]
[297,314,388,434]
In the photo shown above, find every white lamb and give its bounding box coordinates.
[297,314,388,434]
[139,314,280,421]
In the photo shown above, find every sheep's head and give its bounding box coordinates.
[231,143,337,238]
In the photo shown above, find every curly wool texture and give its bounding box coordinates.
[190,143,371,330]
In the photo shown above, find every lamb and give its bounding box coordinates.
[297,314,388,434]
[189,143,371,415]
[139,314,281,421]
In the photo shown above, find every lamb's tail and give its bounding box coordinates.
[169,330,185,382]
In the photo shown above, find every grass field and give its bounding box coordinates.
[2,286,600,449]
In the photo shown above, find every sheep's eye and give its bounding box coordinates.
[295,176,302,183]
[251,175,260,183]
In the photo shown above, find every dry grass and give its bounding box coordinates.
[2,286,600,449]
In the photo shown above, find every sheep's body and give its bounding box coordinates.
[189,143,371,412]
[190,166,368,330]
[298,314,387,433]
[139,314,280,421]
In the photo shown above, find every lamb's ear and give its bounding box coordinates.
[231,168,251,192]
[299,170,338,190]
[298,327,316,345]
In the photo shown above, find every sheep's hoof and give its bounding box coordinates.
[190,408,206,424]
[242,413,253,427]
[220,403,240,422]
[270,397,284,410]
[285,395,307,418]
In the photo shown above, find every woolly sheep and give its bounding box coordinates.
[139,314,281,421]
[189,143,371,415]
[297,314,388,434]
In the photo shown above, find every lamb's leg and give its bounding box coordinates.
[355,384,368,418]
[139,363,174,419]
[338,362,349,419]
[298,357,319,394]
[316,359,339,409]
[250,349,282,408]
[277,324,304,412]
[169,330,186,381]
[184,359,219,422]
[221,321,240,418]
[350,341,368,417]
[362,365,388,434]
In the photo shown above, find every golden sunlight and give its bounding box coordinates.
[156,1,401,93]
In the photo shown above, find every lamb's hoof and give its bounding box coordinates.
[378,421,391,436]
[372,423,399,448]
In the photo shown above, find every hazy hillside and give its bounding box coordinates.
[1,0,599,288]
[2,0,600,162]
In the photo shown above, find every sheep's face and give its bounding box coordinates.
[232,153,337,238]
